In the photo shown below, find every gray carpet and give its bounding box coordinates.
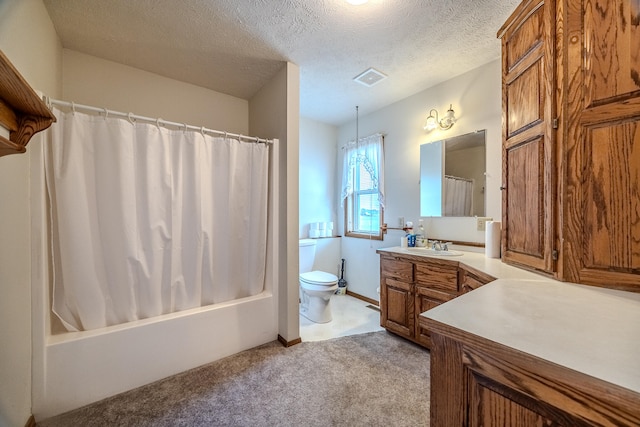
[38,331,430,427]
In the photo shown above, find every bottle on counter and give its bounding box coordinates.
[405,221,416,247]
[416,219,426,247]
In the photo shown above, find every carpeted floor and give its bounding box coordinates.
[37,331,431,426]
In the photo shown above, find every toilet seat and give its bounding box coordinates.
[300,271,338,292]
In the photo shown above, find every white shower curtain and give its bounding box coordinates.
[45,107,269,331]
[444,176,473,216]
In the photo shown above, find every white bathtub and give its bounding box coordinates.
[29,138,283,421]
[32,291,277,420]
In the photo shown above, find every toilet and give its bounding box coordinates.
[299,239,339,323]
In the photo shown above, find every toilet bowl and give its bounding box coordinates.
[299,270,339,323]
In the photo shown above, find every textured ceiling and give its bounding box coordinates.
[43,0,519,125]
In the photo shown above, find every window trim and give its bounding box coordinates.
[343,168,384,240]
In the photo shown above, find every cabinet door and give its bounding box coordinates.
[498,0,556,274]
[379,256,414,338]
[382,278,414,338]
[563,0,640,291]
[415,287,455,348]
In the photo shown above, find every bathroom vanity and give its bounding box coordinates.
[422,279,640,426]
[378,247,640,424]
[376,247,542,349]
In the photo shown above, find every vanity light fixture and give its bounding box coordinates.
[424,104,457,131]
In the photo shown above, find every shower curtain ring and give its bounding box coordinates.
[103,108,109,120]
[128,112,135,125]
[71,102,76,115]
[156,118,162,128]
[201,126,206,136]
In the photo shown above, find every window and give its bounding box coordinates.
[341,134,384,239]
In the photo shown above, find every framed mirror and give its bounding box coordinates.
[420,130,486,217]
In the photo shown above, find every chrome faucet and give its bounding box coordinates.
[429,240,452,251]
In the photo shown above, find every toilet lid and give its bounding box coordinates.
[300,270,338,285]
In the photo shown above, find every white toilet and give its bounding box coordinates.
[299,239,339,323]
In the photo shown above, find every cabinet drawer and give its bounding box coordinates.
[415,263,458,292]
[381,257,413,282]
[415,286,456,303]
[385,278,412,292]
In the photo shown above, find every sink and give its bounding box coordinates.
[406,247,463,256]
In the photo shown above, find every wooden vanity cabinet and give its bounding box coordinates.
[379,252,495,349]
[498,0,640,292]
[428,328,640,427]
[379,256,414,338]
[414,261,458,347]
[425,278,640,426]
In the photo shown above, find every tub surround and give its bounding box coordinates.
[423,279,640,425]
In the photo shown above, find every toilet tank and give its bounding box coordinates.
[299,239,317,273]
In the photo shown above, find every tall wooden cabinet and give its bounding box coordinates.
[498,0,640,292]
[499,0,556,275]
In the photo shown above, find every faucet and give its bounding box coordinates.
[429,240,452,251]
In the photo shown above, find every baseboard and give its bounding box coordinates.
[346,290,379,306]
[277,334,302,347]
[25,415,36,427]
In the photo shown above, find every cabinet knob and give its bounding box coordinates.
[500,186,507,190]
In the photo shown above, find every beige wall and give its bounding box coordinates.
[62,49,249,134]
[0,1,62,426]
[337,60,503,300]
[299,117,338,238]
[249,62,300,343]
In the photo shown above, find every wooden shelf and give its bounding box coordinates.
[0,49,56,157]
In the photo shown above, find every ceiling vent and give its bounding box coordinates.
[353,67,387,87]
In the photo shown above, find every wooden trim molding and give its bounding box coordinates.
[277,334,301,348]
[444,239,485,248]
[345,290,379,306]
[0,49,56,157]
[24,415,36,427]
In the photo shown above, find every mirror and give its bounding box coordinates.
[420,130,486,217]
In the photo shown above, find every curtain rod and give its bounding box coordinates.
[340,132,385,150]
[445,175,473,183]
[44,97,273,145]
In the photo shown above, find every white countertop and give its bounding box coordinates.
[422,278,640,394]
[377,246,549,281]
[378,246,640,394]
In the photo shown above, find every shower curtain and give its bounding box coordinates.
[44,107,269,331]
[444,175,473,216]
